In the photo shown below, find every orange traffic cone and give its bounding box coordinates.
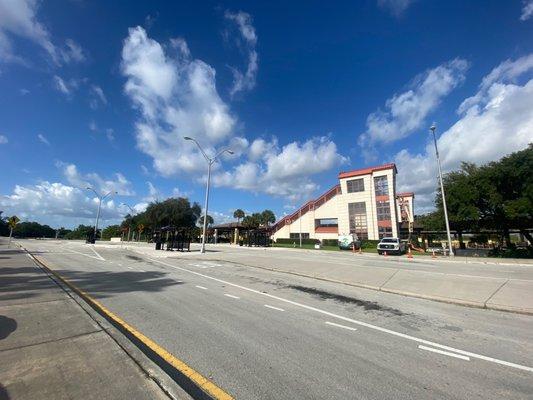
[358,246,362,255]
[352,243,355,254]
[384,251,388,257]
[432,250,436,259]
[407,247,413,259]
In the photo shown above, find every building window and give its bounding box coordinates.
[315,218,338,228]
[346,178,364,193]
[378,227,393,238]
[376,201,391,221]
[290,233,309,239]
[374,175,389,196]
[348,202,368,240]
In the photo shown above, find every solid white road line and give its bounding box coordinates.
[419,345,470,361]
[264,305,285,312]
[224,294,240,299]
[64,248,103,261]
[147,257,533,373]
[325,321,358,332]
[195,285,208,290]
[90,246,105,261]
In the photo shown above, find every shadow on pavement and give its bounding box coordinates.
[0,316,17,340]
[52,269,183,299]
[0,267,58,302]
[0,250,24,255]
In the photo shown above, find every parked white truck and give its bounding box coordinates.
[377,237,406,255]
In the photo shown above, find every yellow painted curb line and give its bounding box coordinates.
[30,253,233,400]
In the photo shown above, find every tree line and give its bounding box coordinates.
[417,144,532,248]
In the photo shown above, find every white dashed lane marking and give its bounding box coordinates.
[264,305,285,312]
[325,321,358,332]
[224,294,240,299]
[147,257,533,373]
[195,285,208,290]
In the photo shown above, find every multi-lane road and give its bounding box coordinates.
[18,240,533,399]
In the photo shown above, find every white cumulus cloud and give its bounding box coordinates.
[37,133,50,146]
[57,162,135,196]
[361,59,468,146]
[395,54,533,213]
[213,136,348,202]
[121,26,237,176]
[0,0,86,65]
[225,10,258,97]
[0,181,124,228]
[89,85,107,109]
[0,134,7,144]
[521,1,533,21]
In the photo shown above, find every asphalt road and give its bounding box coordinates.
[19,240,533,399]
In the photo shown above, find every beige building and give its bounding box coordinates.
[271,163,415,242]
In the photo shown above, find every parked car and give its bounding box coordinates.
[338,234,361,250]
[377,237,406,255]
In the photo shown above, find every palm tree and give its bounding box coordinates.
[198,215,214,227]
[260,210,276,226]
[233,209,245,223]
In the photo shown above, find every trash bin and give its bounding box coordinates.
[155,242,161,250]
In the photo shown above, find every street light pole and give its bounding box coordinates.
[430,125,454,257]
[184,137,233,254]
[87,187,117,242]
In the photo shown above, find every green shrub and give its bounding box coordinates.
[276,238,319,245]
[321,239,339,247]
[488,247,533,259]
[361,240,380,249]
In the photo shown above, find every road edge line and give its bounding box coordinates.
[27,252,234,400]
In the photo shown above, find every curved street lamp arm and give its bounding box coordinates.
[186,137,210,162]
[213,148,234,162]
[102,190,118,201]
[86,187,100,199]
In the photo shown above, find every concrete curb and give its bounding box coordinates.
[203,258,533,316]
[20,245,233,400]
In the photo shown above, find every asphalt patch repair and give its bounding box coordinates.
[287,285,406,316]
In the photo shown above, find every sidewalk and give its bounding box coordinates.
[118,242,533,315]
[0,243,175,400]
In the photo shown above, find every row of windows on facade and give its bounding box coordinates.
[289,228,392,240]
[346,175,389,196]
[348,199,392,239]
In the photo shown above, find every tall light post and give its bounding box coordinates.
[86,187,117,242]
[184,137,233,254]
[430,125,454,257]
[121,203,136,242]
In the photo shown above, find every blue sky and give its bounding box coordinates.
[1,0,533,228]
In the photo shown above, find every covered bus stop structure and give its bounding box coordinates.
[209,222,271,247]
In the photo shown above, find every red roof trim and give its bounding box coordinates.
[396,192,415,198]
[273,184,341,230]
[338,163,396,179]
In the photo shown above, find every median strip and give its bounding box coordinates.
[27,252,234,400]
